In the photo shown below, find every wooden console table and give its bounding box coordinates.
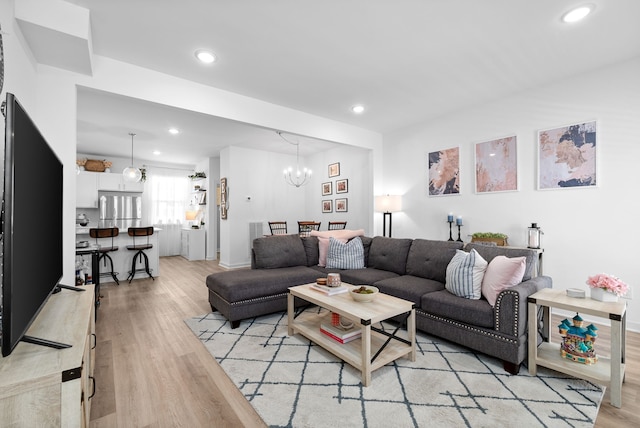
[527,288,626,407]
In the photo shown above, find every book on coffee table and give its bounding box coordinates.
[320,322,362,344]
[310,284,348,295]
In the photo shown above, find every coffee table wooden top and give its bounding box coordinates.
[289,283,414,323]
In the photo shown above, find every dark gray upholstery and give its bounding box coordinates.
[206,266,320,302]
[252,234,308,268]
[206,234,552,374]
[405,239,464,282]
[421,289,494,328]
[374,275,445,305]
[367,236,413,275]
[301,236,320,266]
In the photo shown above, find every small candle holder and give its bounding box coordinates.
[456,223,463,242]
[447,220,454,241]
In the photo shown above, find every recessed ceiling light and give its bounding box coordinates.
[153,150,162,156]
[168,127,180,135]
[195,49,216,64]
[351,104,365,114]
[562,5,593,23]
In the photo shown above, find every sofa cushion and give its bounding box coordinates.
[311,267,399,285]
[374,275,444,306]
[311,229,366,267]
[326,237,365,269]
[252,234,307,269]
[421,289,495,328]
[206,266,320,302]
[405,239,464,283]
[367,237,413,275]
[464,243,537,281]
[481,255,526,306]
[445,249,488,299]
[301,236,320,267]
[360,236,373,267]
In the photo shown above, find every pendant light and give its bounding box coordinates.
[123,132,142,182]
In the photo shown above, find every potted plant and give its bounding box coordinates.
[471,232,509,246]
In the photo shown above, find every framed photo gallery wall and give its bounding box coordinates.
[427,120,596,196]
[321,162,348,213]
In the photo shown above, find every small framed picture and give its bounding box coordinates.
[335,198,348,212]
[335,178,348,194]
[328,162,340,177]
[322,182,333,196]
[322,199,333,213]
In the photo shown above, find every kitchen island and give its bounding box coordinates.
[76,226,161,283]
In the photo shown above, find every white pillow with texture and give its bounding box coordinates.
[445,249,488,300]
[481,255,526,306]
[326,236,365,269]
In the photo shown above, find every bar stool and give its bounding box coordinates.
[126,226,155,283]
[89,227,120,285]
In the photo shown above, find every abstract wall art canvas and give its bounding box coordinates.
[428,147,460,196]
[475,135,518,193]
[538,121,597,190]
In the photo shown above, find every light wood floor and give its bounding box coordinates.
[90,256,639,427]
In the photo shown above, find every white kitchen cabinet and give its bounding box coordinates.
[181,228,205,261]
[76,171,99,208]
[0,285,96,427]
[97,173,144,192]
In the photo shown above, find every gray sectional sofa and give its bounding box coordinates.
[205,234,552,374]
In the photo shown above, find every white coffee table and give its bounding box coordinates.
[528,288,626,407]
[288,283,416,386]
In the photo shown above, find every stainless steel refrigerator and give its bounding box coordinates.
[99,192,143,229]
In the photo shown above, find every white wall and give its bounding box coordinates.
[384,57,640,330]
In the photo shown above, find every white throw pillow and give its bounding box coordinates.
[481,255,526,306]
[445,249,488,300]
[326,236,365,269]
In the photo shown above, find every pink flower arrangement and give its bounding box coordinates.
[586,273,629,297]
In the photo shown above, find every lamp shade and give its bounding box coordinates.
[374,195,402,213]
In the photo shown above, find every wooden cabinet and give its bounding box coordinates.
[181,227,206,261]
[0,285,96,427]
[76,171,99,208]
[98,172,144,192]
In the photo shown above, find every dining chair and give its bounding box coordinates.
[268,221,288,235]
[328,221,347,230]
[298,221,321,237]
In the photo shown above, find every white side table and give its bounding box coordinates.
[528,288,626,407]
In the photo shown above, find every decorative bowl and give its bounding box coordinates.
[349,285,379,303]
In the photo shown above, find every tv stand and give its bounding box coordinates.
[0,284,96,426]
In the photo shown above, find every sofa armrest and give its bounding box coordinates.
[494,275,552,337]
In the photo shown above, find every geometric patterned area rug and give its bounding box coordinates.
[185,311,603,428]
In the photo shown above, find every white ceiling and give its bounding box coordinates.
[46,1,640,165]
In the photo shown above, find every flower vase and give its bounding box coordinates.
[590,287,618,302]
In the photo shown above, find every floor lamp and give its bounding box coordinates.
[374,195,402,237]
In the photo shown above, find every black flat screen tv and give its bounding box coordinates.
[1,92,64,357]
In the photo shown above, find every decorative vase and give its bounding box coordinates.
[590,287,618,302]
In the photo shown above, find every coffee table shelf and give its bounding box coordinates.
[528,288,626,408]
[288,283,416,386]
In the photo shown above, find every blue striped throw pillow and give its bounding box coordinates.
[326,236,365,269]
[445,249,488,299]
